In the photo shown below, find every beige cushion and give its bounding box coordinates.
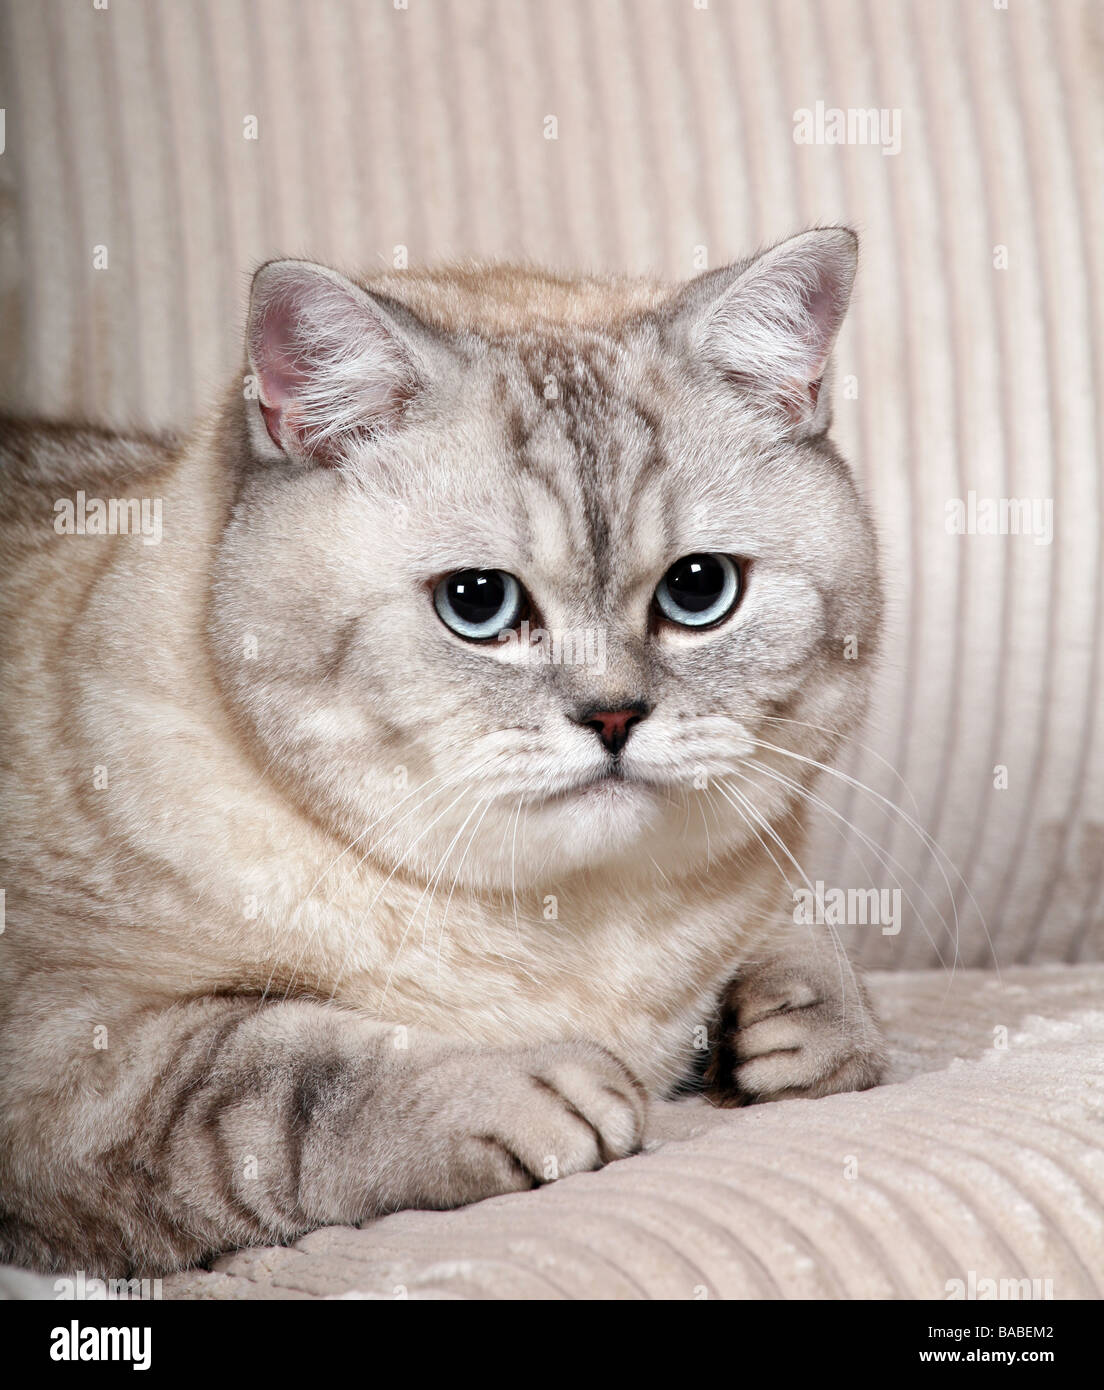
[159,965,1104,1300]
[3,966,1098,1300]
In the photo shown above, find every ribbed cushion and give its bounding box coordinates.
[156,965,1104,1300]
[0,0,1100,967]
[2,965,1098,1299]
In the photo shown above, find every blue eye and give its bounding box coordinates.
[434,569,524,641]
[654,554,742,628]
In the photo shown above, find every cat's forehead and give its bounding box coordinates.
[398,319,769,602]
[386,296,771,597]
[390,323,690,601]
[499,327,664,458]
[372,267,704,583]
[489,331,684,596]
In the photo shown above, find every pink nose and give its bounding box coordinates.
[578,706,649,755]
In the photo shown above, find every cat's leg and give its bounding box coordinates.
[0,995,645,1276]
[703,934,886,1105]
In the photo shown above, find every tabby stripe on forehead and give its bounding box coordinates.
[506,401,583,554]
[513,335,661,585]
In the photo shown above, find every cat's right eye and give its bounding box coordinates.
[433,569,525,642]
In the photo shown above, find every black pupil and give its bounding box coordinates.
[666,554,726,612]
[449,570,506,624]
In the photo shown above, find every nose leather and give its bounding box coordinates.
[573,703,650,755]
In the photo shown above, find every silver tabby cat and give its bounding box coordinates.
[0,228,884,1276]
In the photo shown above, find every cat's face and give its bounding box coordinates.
[210,232,880,894]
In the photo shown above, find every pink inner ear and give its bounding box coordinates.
[803,282,840,377]
[701,237,853,427]
[254,296,316,454]
[249,268,419,463]
[256,298,310,408]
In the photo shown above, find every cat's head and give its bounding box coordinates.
[210,230,880,893]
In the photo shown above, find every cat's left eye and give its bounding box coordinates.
[654,553,742,629]
[434,569,525,641]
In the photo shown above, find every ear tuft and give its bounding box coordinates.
[687,228,857,429]
[247,260,420,464]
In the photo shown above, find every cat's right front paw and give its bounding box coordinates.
[385,1040,647,1208]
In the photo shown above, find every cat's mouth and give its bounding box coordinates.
[544,763,656,804]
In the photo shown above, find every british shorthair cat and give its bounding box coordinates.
[0,227,883,1276]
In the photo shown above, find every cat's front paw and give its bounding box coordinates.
[382,1040,646,1210]
[704,961,885,1105]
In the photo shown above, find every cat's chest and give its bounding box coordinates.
[324,882,760,1095]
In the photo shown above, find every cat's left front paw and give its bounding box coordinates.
[703,963,886,1106]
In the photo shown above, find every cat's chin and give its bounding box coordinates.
[522,775,667,871]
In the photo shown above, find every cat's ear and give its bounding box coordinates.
[675,228,857,433]
[246,259,423,464]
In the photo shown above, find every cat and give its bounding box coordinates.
[0,227,884,1278]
